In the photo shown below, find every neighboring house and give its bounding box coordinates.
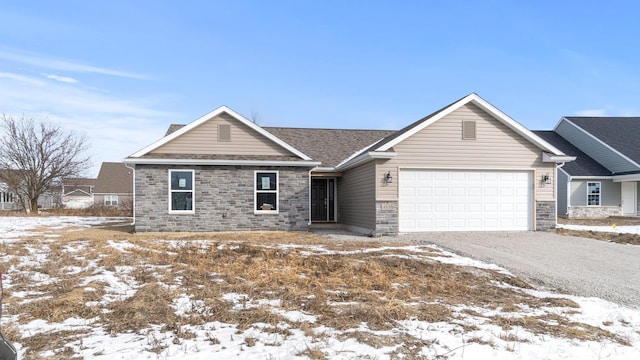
[123,93,572,234]
[62,178,96,209]
[93,162,133,208]
[0,169,19,211]
[0,169,61,211]
[535,117,640,218]
[0,182,17,211]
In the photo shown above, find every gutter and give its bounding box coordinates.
[123,162,136,227]
[123,158,321,167]
[555,162,566,219]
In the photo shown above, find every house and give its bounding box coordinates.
[123,93,572,234]
[535,117,640,218]
[0,169,19,211]
[62,177,96,209]
[93,162,133,209]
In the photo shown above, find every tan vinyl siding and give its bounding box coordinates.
[338,161,376,231]
[152,113,293,156]
[377,103,555,201]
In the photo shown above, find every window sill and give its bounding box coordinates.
[169,210,195,215]
[254,210,279,215]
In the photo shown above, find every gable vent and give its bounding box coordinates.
[462,121,476,140]
[218,124,231,142]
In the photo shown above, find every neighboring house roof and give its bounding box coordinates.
[532,131,611,177]
[63,178,96,196]
[264,127,394,168]
[94,162,133,194]
[562,117,640,165]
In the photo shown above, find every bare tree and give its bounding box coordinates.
[0,115,91,212]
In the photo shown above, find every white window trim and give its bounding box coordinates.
[169,169,195,214]
[104,194,119,206]
[587,181,601,206]
[254,170,279,214]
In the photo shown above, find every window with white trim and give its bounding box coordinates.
[587,182,601,206]
[169,170,194,213]
[1,191,14,203]
[255,171,278,212]
[104,195,119,206]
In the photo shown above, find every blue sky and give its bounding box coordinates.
[1,1,639,176]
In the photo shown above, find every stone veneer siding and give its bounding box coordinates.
[535,200,556,231]
[134,164,310,232]
[375,200,398,236]
[568,206,622,218]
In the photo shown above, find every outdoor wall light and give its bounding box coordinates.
[384,171,393,184]
[542,173,551,184]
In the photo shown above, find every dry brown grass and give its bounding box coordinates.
[0,226,629,358]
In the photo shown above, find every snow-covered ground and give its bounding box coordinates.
[1,216,639,359]
[557,223,640,235]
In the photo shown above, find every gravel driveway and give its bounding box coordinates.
[398,231,640,307]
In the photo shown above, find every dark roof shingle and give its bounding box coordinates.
[264,127,395,167]
[94,162,133,194]
[564,117,640,165]
[532,130,610,176]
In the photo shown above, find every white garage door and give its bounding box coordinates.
[399,170,532,232]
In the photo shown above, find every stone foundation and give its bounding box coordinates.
[568,206,622,218]
[375,200,398,236]
[536,201,556,231]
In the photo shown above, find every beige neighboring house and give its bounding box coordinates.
[93,162,133,208]
[124,93,574,235]
[62,178,96,209]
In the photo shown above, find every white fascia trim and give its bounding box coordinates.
[123,158,321,167]
[376,93,567,156]
[335,151,397,171]
[542,152,576,163]
[569,175,613,180]
[612,174,640,182]
[129,106,313,161]
[312,167,337,172]
[558,117,640,170]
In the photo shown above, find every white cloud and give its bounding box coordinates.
[0,47,146,79]
[44,73,79,84]
[0,72,46,86]
[0,72,176,176]
[575,109,608,116]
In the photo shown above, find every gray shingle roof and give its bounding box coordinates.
[532,131,610,176]
[94,162,133,194]
[564,117,640,165]
[264,127,395,168]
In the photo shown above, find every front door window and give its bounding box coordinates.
[311,178,335,222]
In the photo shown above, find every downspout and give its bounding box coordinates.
[124,162,136,226]
[556,162,567,218]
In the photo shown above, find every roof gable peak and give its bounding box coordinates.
[128,106,312,160]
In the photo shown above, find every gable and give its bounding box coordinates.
[152,112,295,157]
[391,102,544,167]
[555,118,640,174]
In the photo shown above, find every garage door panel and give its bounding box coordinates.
[400,170,532,231]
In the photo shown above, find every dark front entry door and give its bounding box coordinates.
[311,178,335,222]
